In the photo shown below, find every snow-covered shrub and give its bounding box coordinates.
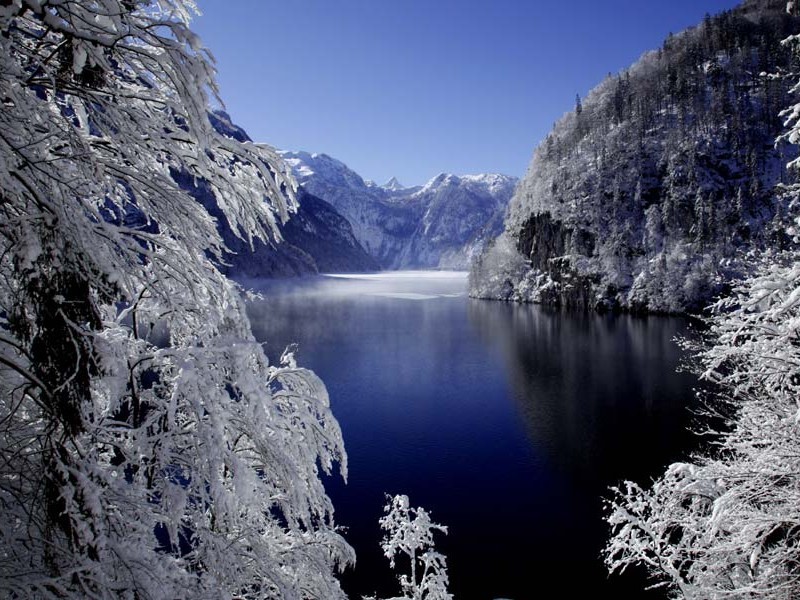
[367,495,453,600]
[606,251,800,599]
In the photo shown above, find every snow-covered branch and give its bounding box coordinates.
[0,1,349,598]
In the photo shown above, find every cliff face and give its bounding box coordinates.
[471,0,800,313]
[279,190,380,274]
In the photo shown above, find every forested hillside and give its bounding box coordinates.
[604,4,800,597]
[471,0,800,313]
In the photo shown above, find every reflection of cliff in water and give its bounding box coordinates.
[467,299,702,488]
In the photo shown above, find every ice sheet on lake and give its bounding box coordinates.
[242,271,468,300]
[324,271,467,281]
[367,292,463,300]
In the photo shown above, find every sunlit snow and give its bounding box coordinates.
[324,271,467,280]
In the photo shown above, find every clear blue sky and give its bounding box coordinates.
[193,0,741,186]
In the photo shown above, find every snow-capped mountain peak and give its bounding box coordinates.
[382,176,406,191]
[420,173,457,193]
[418,172,517,197]
[280,149,518,270]
[279,150,370,191]
[460,173,519,196]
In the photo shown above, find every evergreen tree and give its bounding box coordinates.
[471,1,800,312]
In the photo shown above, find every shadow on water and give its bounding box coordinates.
[244,274,705,600]
[464,300,703,598]
[467,300,701,483]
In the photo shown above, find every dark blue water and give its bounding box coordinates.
[245,272,701,600]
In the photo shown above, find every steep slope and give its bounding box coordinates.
[280,189,380,274]
[280,151,420,266]
[214,187,379,278]
[470,0,800,313]
[397,173,517,269]
[179,113,378,278]
[280,151,517,269]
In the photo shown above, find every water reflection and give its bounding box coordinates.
[463,301,700,599]
[243,273,701,600]
[245,273,468,362]
[467,300,699,485]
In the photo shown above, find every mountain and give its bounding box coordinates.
[179,112,379,278]
[397,172,518,269]
[278,151,415,267]
[470,0,800,313]
[383,176,406,191]
[223,187,380,277]
[280,151,518,269]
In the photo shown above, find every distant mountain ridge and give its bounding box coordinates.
[470,0,800,313]
[181,112,379,278]
[280,151,518,269]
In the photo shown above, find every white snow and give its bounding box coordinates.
[367,292,443,300]
[280,150,517,270]
[324,271,467,280]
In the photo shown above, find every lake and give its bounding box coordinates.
[244,271,701,599]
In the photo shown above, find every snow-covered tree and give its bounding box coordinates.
[604,14,800,598]
[605,249,800,599]
[366,495,452,600]
[471,1,800,313]
[469,233,529,301]
[0,1,351,598]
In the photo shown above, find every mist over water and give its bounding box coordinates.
[245,272,700,600]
